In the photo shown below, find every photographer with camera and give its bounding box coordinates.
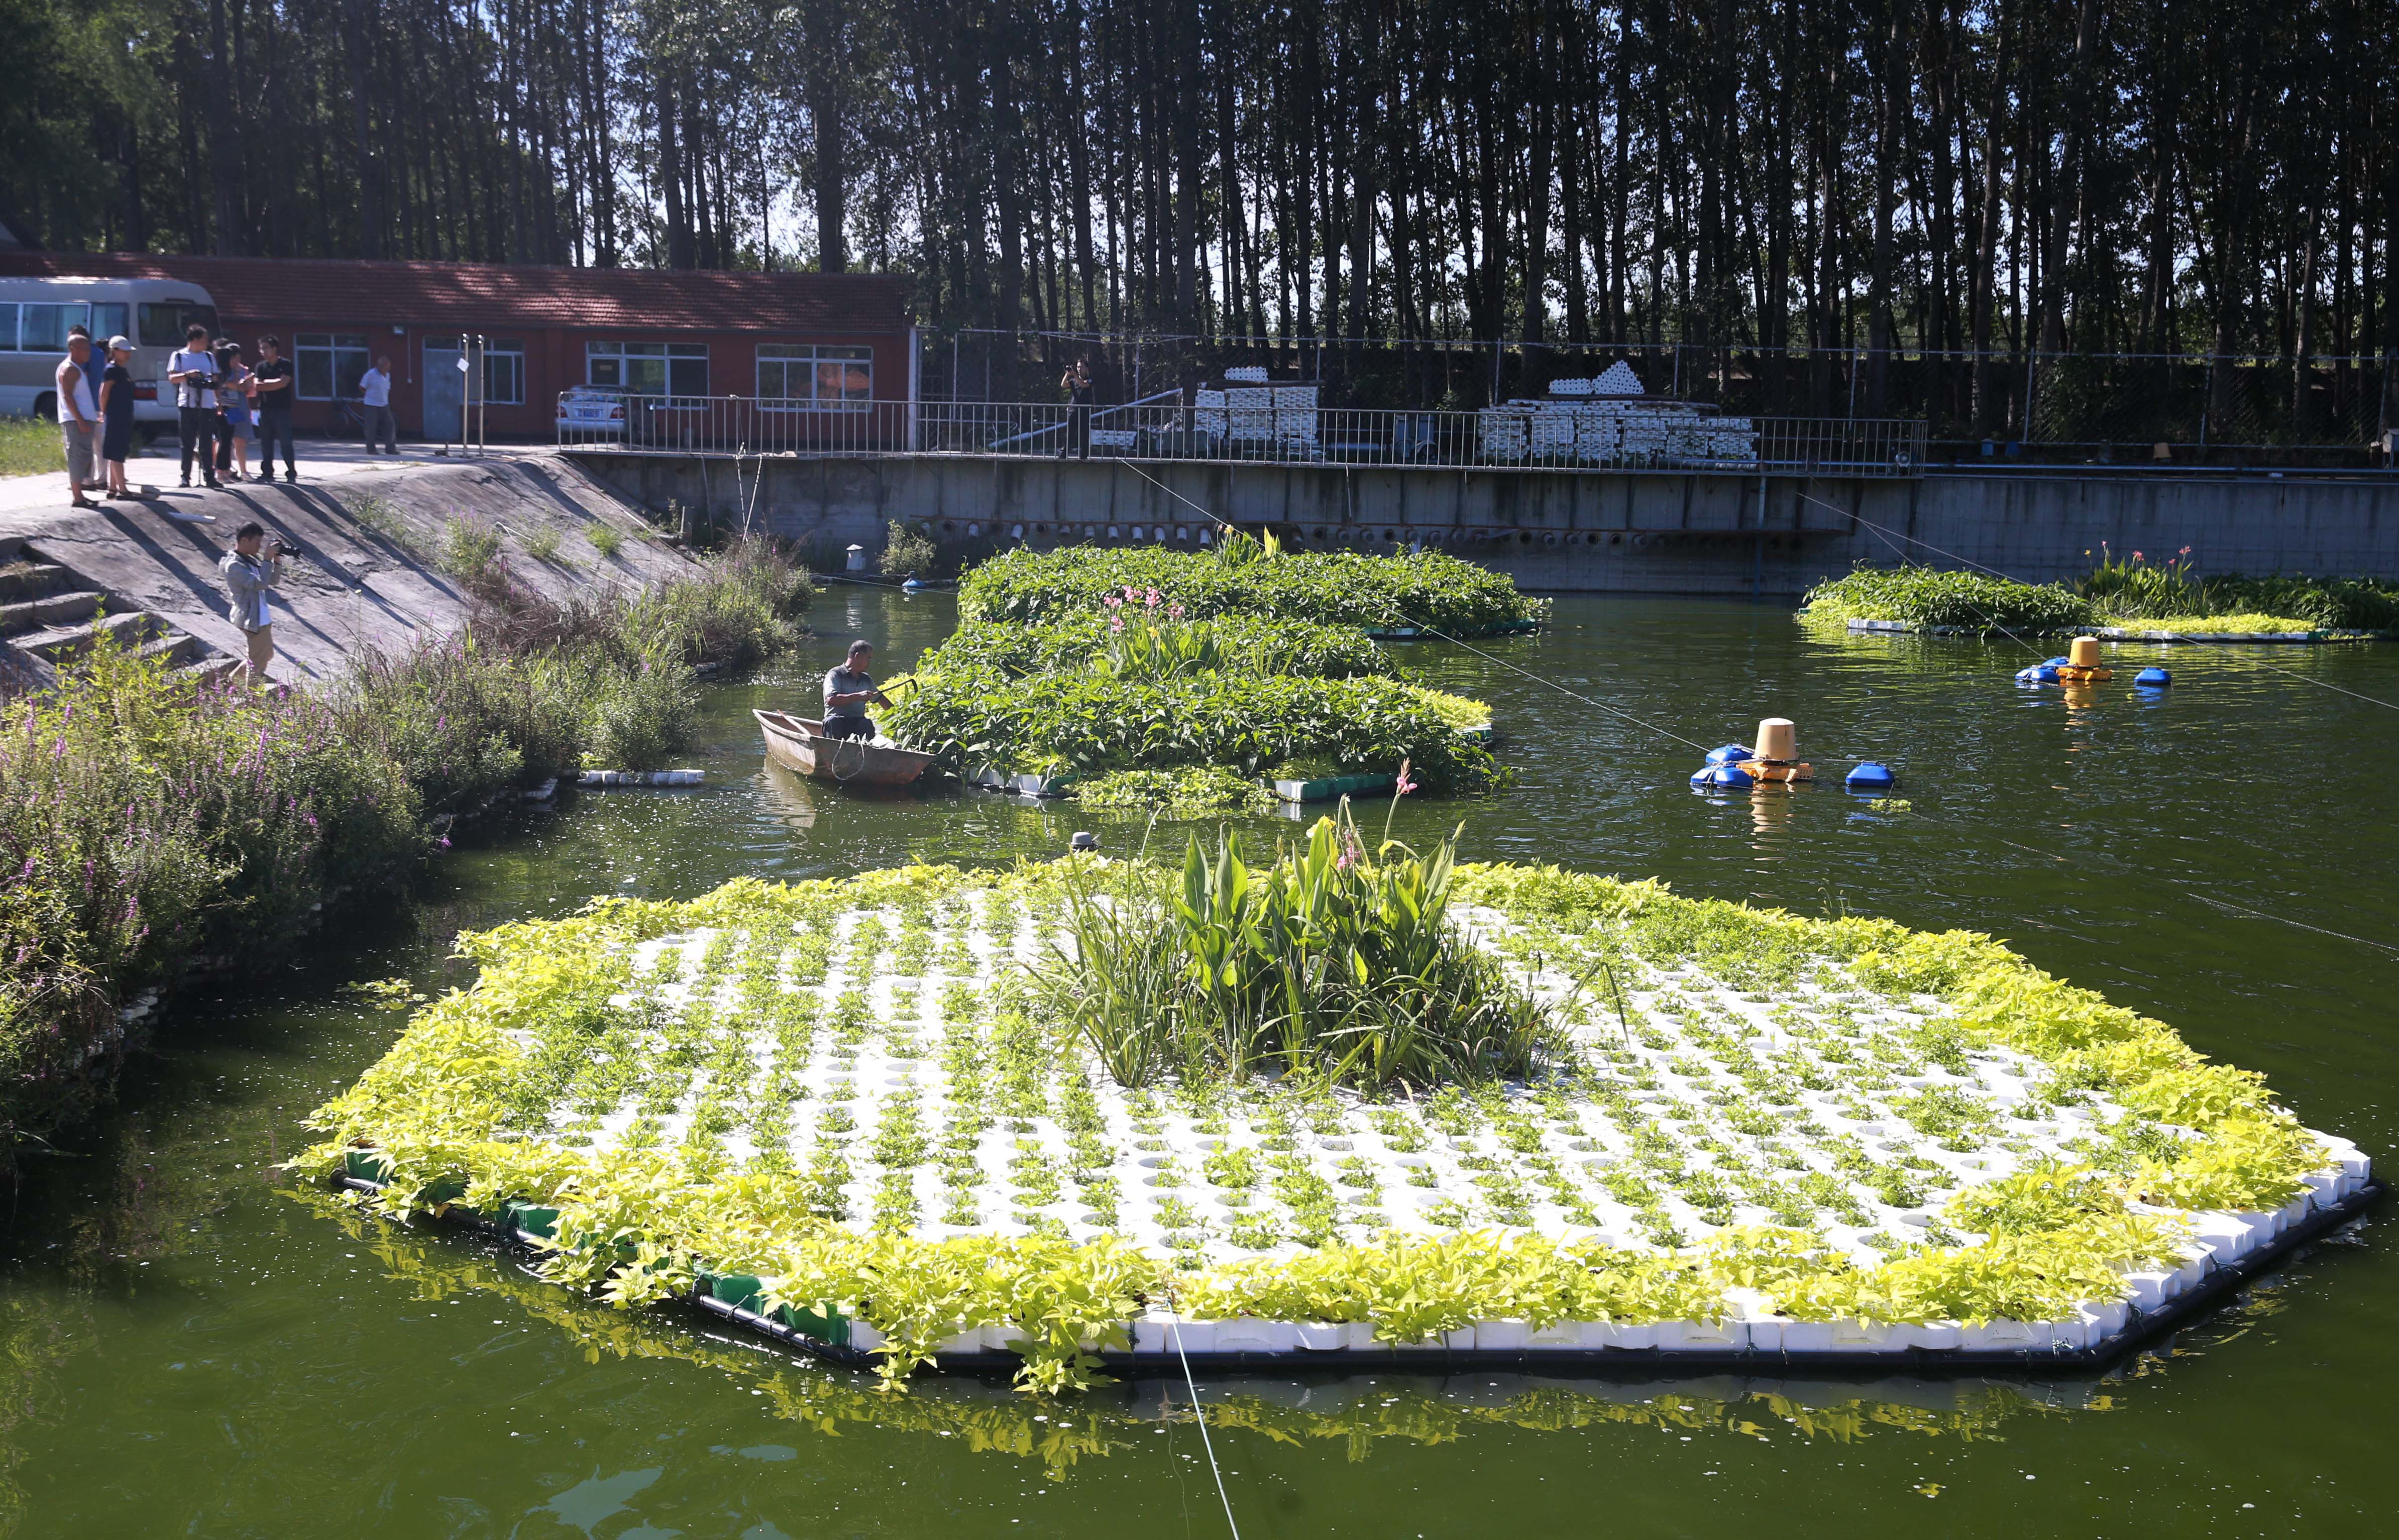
[168,322,224,490]
[218,521,287,685]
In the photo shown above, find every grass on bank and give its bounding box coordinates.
[0,417,61,478]
[0,540,812,1164]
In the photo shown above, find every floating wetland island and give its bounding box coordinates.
[305,544,2375,1393]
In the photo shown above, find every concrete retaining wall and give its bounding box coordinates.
[568,452,2399,596]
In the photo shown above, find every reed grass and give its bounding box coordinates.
[1034,801,1559,1088]
[0,539,812,1163]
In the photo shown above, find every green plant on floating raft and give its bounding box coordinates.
[1035,803,1557,1088]
[1073,766,1277,817]
[956,544,1549,634]
[291,842,2343,1398]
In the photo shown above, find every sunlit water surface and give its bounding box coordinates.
[6,590,2393,1536]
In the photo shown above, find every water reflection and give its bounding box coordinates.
[2,592,2393,1533]
[290,1188,2135,1482]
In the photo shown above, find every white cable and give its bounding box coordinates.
[1163,1288,1241,1540]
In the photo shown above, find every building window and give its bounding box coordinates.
[757,344,873,410]
[484,339,525,404]
[587,340,707,397]
[296,333,371,400]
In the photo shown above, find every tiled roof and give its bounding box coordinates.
[0,252,910,334]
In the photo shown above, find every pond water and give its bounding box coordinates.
[5,589,2393,1536]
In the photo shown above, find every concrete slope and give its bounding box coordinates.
[0,451,696,690]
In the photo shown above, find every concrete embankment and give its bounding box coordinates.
[1,451,695,691]
[571,451,2399,596]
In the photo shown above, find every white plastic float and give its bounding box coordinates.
[329,881,2377,1376]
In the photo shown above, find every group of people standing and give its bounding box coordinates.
[166,322,297,489]
[52,325,137,509]
[50,323,299,507]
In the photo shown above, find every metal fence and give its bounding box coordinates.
[558,391,1926,477]
[920,331,2397,456]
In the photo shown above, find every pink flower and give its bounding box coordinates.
[2178,545,2192,557]
[1167,603,1185,619]
[1108,615,1125,633]
[1103,594,1122,609]
[1146,589,1163,606]
[2132,551,2143,561]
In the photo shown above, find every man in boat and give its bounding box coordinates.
[822,640,892,740]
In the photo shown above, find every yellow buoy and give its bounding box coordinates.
[2059,635,2113,682]
[1750,717,1813,782]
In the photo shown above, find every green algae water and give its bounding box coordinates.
[5,589,2394,1536]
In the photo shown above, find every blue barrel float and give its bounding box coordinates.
[1692,721,1812,790]
[2022,636,2114,686]
[1690,761,1755,789]
[1844,761,1898,793]
[2135,667,2172,688]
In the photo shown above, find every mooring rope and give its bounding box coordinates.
[1161,1286,1242,1540]
[1105,459,2398,959]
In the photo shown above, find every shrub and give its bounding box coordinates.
[442,518,504,582]
[2081,553,2399,631]
[879,519,939,579]
[957,546,1548,634]
[1798,565,2091,634]
[586,521,624,560]
[0,637,421,1157]
[582,650,699,771]
[639,538,814,669]
[0,540,815,1162]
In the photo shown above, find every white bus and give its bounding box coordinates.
[0,275,220,426]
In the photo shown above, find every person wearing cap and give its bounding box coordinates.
[96,335,139,499]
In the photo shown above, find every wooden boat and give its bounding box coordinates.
[753,708,937,788]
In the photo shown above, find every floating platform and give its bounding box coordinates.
[2092,627,2391,644]
[302,863,2372,1389]
[1848,618,2389,644]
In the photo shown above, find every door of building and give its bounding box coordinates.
[423,340,465,444]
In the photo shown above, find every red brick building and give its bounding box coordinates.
[0,252,916,444]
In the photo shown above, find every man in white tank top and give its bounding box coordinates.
[55,326,99,510]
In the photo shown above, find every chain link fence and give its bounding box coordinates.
[921,331,2398,461]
